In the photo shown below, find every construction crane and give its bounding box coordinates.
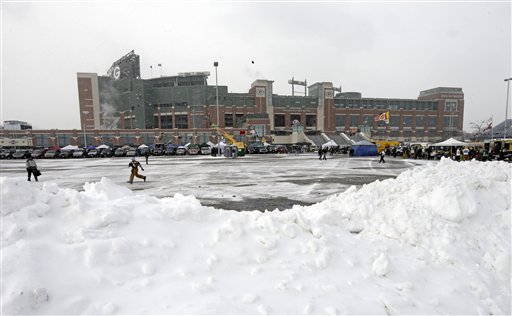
[212,124,246,156]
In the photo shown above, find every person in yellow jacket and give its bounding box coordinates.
[128,157,146,184]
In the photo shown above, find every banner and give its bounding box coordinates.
[374,111,390,124]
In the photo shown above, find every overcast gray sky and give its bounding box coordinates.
[2,1,511,131]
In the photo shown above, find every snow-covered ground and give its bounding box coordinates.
[1,154,511,314]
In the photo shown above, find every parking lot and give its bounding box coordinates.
[0,153,434,211]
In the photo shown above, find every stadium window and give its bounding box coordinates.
[428,116,437,127]
[336,115,346,128]
[175,115,188,129]
[416,116,425,127]
[274,114,285,127]
[403,116,412,127]
[290,114,301,124]
[224,113,233,127]
[306,115,316,127]
[445,100,457,112]
[349,115,360,127]
[390,115,399,127]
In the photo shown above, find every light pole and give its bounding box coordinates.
[82,110,89,147]
[130,106,134,129]
[504,78,512,140]
[214,61,219,128]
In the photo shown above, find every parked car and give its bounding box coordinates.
[125,148,137,157]
[0,149,14,159]
[275,145,288,153]
[151,147,165,156]
[58,150,74,159]
[164,147,176,155]
[31,148,47,159]
[176,146,187,155]
[99,148,113,157]
[187,145,200,155]
[247,145,267,154]
[44,149,60,159]
[200,146,211,155]
[12,149,31,159]
[72,149,86,158]
[87,149,100,158]
[114,147,128,157]
[138,147,150,156]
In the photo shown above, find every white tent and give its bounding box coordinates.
[138,144,149,149]
[61,145,79,151]
[96,144,110,149]
[433,138,468,147]
[321,139,338,148]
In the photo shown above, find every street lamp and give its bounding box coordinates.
[82,110,89,147]
[504,78,512,140]
[130,106,135,129]
[214,61,219,128]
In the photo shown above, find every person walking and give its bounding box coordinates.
[318,148,323,160]
[379,150,386,163]
[26,156,39,181]
[144,150,150,165]
[128,157,146,184]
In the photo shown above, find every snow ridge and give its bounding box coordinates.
[1,158,510,314]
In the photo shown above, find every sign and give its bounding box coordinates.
[255,87,265,98]
[288,79,306,86]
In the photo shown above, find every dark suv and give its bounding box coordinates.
[31,148,47,159]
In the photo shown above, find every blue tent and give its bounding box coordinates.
[351,140,378,156]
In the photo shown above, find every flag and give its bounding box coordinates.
[482,116,493,132]
[374,111,390,124]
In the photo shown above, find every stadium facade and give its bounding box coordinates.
[78,51,464,142]
[2,51,466,148]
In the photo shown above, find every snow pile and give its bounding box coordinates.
[1,158,511,314]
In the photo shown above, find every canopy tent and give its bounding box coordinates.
[433,138,469,147]
[351,140,378,156]
[61,145,79,151]
[138,144,149,149]
[322,139,337,148]
[96,144,110,149]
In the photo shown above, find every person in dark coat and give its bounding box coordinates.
[144,151,150,165]
[128,157,146,184]
[26,156,39,181]
[379,150,386,163]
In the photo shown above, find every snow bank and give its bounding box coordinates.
[1,158,510,314]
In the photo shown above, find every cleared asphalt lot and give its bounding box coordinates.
[0,153,435,211]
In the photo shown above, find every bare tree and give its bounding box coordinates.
[469,120,487,135]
